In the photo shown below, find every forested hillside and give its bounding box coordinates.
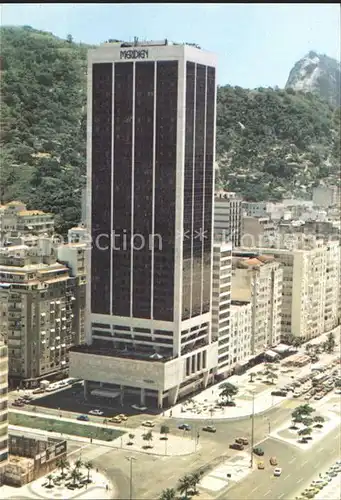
[1,26,339,231]
[216,85,340,201]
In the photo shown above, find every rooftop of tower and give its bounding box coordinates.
[103,37,201,49]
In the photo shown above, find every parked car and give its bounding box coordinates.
[235,437,249,445]
[178,423,191,431]
[273,468,282,477]
[253,447,264,456]
[89,409,104,416]
[142,421,155,428]
[257,461,265,470]
[77,415,89,421]
[131,404,147,411]
[118,414,128,421]
[270,457,278,466]
[203,426,216,433]
[12,401,24,407]
[229,443,244,451]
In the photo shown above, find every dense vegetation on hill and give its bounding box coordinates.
[216,85,340,201]
[0,26,90,234]
[1,26,340,231]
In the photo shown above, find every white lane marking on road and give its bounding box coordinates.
[302,460,308,466]
[283,475,290,481]
[251,486,259,494]
[298,478,303,484]
[278,494,284,499]
[318,447,324,452]
[289,457,296,464]
[264,490,271,497]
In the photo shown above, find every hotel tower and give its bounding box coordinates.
[70,40,219,408]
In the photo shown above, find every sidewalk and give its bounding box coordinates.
[1,461,115,500]
[9,421,198,457]
[165,370,285,420]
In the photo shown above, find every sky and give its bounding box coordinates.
[2,3,340,88]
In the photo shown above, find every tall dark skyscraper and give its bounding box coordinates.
[70,41,219,408]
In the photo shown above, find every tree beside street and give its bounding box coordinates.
[219,382,238,404]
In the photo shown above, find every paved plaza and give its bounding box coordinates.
[1,462,114,500]
[199,452,252,493]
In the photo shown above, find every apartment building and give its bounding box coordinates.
[230,301,252,368]
[242,202,268,218]
[324,241,340,332]
[241,216,277,248]
[0,342,8,481]
[70,40,218,408]
[0,245,84,387]
[232,252,283,354]
[211,243,232,377]
[240,238,331,341]
[0,201,54,245]
[312,185,340,208]
[214,192,242,247]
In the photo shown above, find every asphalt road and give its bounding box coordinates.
[221,427,341,500]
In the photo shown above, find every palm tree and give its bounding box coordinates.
[143,430,153,448]
[159,488,177,500]
[128,433,135,444]
[249,373,255,383]
[326,332,335,353]
[84,461,93,483]
[219,382,238,404]
[56,457,70,478]
[296,404,315,417]
[266,371,278,384]
[75,458,83,471]
[46,474,54,488]
[189,471,203,493]
[70,468,81,486]
[177,475,192,498]
[301,417,313,427]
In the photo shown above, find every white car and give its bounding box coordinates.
[273,468,282,477]
[142,420,155,428]
[89,409,103,416]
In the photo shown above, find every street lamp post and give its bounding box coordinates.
[125,457,136,500]
[250,391,255,469]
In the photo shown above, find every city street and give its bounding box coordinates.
[219,428,341,500]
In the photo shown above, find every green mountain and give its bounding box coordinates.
[216,85,340,201]
[1,26,340,229]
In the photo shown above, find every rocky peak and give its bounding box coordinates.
[285,51,340,107]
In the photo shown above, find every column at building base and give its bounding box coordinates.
[157,390,163,409]
[168,385,179,406]
[140,388,146,406]
[203,371,209,389]
[83,380,89,400]
[120,385,124,407]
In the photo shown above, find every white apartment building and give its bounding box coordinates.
[240,238,332,341]
[242,202,268,218]
[230,302,252,368]
[0,201,54,245]
[211,243,232,377]
[324,241,340,332]
[0,342,8,478]
[232,253,283,354]
[214,193,243,247]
